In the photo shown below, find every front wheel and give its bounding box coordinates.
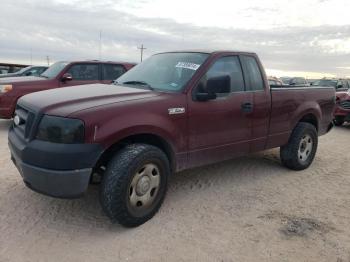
[100,144,170,227]
[280,122,318,170]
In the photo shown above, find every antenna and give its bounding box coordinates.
[99,30,102,60]
[46,56,50,66]
[137,44,147,62]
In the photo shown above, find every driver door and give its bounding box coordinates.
[187,55,252,168]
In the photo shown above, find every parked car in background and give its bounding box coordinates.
[312,79,350,92]
[280,77,291,84]
[268,76,283,86]
[289,77,309,86]
[334,89,350,126]
[311,79,334,87]
[8,50,335,227]
[0,66,48,78]
[336,79,350,92]
[0,60,135,119]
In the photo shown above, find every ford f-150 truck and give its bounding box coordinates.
[8,51,335,227]
[0,60,135,119]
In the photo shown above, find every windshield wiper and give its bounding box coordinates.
[122,80,154,90]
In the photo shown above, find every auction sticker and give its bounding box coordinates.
[175,62,200,70]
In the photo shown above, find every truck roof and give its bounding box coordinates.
[54,60,136,66]
[157,50,257,56]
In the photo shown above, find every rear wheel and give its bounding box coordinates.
[280,122,318,170]
[333,116,344,126]
[100,144,170,227]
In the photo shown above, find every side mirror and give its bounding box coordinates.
[337,84,343,89]
[61,73,73,82]
[195,75,230,101]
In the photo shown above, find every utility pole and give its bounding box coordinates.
[137,44,146,62]
[46,56,50,66]
[99,30,102,60]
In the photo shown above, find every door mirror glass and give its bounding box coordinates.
[195,75,230,101]
[61,73,73,82]
[207,75,231,94]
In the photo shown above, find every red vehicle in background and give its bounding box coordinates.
[334,89,350,126]
[310,78,350,126]
[0,60,135,119]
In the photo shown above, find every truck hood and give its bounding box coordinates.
[19,84,159,117]
[0,76,46,84]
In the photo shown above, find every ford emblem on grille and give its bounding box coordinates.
[13,115,21,126]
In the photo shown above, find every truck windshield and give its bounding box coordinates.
[41,61,69,79]
[116,52,209,92]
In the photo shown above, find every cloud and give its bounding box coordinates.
[0,0,350,77]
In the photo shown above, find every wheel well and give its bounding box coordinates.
[299,113,318,131]
[96,134,176,172]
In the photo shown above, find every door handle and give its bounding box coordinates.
[241,102,253,113]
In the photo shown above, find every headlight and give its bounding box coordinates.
[36,115,85,144]
[0,84,13,93]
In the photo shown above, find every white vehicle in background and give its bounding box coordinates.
[289,77,309,86]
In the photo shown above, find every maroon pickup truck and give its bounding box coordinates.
[0,60,135,119]
[8,51,335,227]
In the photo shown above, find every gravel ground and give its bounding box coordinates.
[0,119,350,262]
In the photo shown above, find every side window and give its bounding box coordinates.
[241,55,264,91]
[67,64,99,80]
[198,56,245,97]
[102,64,126,81]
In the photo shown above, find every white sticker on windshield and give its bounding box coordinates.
[175,62,200,71]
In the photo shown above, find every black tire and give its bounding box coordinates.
[100,144,170,227]
[280,122,318,170]
[333,116,344,126]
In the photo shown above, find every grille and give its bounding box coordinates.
[340,100,350,110]
[13,105,35,139]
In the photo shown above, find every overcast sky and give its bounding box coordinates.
[1,0,350,77]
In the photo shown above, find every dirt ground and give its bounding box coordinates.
[0,119,350,262]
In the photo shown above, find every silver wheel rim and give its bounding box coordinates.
[298,134,313,162]
[128,163,161,211]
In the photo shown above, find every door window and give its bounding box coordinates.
[241,56,264,91]
[197,56,245,98]
[67,64,99,80]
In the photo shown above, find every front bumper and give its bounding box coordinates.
[334,105,350,117]
[11,152,92,198]
[8,127,103,198]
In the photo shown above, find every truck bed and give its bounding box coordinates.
[266,86,335,149]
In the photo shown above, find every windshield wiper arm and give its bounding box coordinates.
[122,80,154,90]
